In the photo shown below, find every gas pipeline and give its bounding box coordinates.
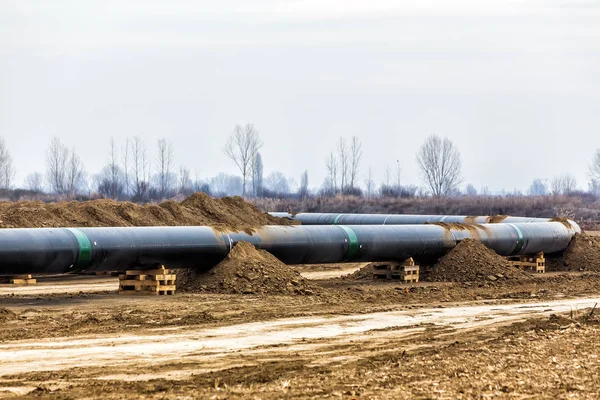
[269,212,580,228]
[0,220,580,275]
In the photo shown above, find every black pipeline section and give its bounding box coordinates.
[269,212,576,227]
[0,222,579,275]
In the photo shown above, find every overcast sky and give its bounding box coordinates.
[2,0,600,193]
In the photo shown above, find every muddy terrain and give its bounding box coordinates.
[1,196,600,398]
[2,270,600,398]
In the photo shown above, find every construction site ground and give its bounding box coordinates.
[3,260,600,398]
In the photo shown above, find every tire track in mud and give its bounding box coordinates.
[1,297,599,380]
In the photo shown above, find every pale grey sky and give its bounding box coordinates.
[1,0,600,193]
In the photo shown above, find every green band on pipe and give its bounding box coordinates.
[65,228,93,268]
[333,214,344,225]
[338,225,359,260]
[508,224,525,255]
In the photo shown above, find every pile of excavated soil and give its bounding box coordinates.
[345,240,530,284]
[345,264,375,280]
[546,234,600,271]
[176,242,324,296]
[0,193,295,232]
[427,239,532,283]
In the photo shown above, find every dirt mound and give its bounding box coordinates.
[0,193,295,231]
[345,240,530,283]
[546,234,600,271]
[427,239,532,283]
[345,264,375,280]
[176,242,323,296]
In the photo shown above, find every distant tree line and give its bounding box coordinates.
[1,127,600,202]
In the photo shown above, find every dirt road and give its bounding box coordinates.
[3,270,600,398]
[1,296,599,380]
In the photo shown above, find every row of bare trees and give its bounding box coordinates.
[319,134,463,198]
[321,134,462,198]
[10,136,199,201]
[98,136,193,201]
[44,138,85,197]
[2,127,600,200]
[324,137,362,195]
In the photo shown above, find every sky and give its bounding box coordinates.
[1,0,600,193]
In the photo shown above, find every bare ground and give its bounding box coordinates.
[2,268,600,398]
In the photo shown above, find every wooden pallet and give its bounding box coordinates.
[507,252,545,273]
[0,274,36,285]
[118,266,176,295]
[371,259,420,282]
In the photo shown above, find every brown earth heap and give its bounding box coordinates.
[0,193,295,232]
[427,239,532,283]
[176,242,323,295]
[546,234,600,271]
[346,239,530,283]
[346,264,375,280]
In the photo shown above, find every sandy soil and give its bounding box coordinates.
[2,271,600,398]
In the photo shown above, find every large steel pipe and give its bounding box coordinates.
[0,222,578,275]
[270,212,581,232]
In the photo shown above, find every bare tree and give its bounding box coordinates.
[384,164,391,186]
[156,138,174,198]
[589,149,600,191]
[178,165,192,196]
[299,170,309,199]
[65,149,85,198]
[465,184,478,196]
[395,160,402,189]
[528,179,548,196]
[551,174,577,195]
[364,166,375,198]
[349,136,362,190]
[337,138,349,192]
[265,171,290,194]
[551,177,562,195]
[98,137,124,199]
[251,152,264,197]
[210,173,242,196]
[589,179,600,196]
[121,138,131,197]
[131,136,150,200]
[193,170,204,192]
[591,149,600,179]
[287,177,298,193]
[326,151,338,193]
[25,172,45,192]
[0,137,15,189]
[45,137,70,194]
[224,124,263,197]
[416,135,463,197]
[1,158,15,190]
